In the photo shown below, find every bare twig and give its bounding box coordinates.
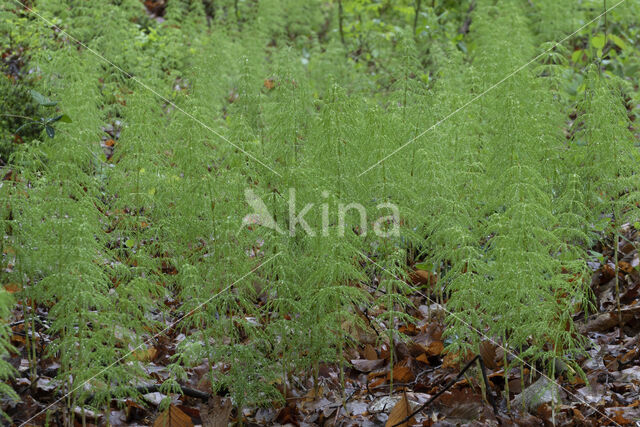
[391,355,497,427]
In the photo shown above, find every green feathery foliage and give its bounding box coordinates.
[0,288,18,421]
[1,0,639,423]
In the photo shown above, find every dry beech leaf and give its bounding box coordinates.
[425,340,444,356]
[479,341,497,369]
[410,269,436,286]
[363,344,378,360]
[125,399,146,420]
[389,365,414,383]
[411,340,443,358]
[264,78,275,90]
[153,404,193,427]
[442,352,459,370]
[351,358,385,373]
[571,408,586,422]
[386,392,414,427]
[507,377,522,394]
[441,350,474,369]
[304,385,323,402]
[276,403,299,425]
[379,344,391,360]
[439,388,484,421]
[416,353,429,364]
[199,396,232,427]
[398,323,418,335]
[134,347,158,362]
[620,347,638,364]
[3,283,21,293]
[11,334,26,346]
[342,320,378,344]
[618,260,634,273]
[408,341,425,357]
[581,306,640,333]
[608,407,639,425]
[369,377,386,389]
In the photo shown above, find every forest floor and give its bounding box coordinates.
[6,223,640,426]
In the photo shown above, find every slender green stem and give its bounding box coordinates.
[614,231,623,336]
[413,0,422,36]
[338,0,345,45]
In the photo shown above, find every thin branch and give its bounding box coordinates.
[391,355,497,427]
[0,114,36,121]
[84,383,221,404]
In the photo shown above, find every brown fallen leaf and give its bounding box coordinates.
[386,392,414,427]
[342,319,378,344]
[425,340,444,357]
[572,408,586,422]
[389,365,414,383]
[264,78,275,90]
[199,396,232,427]
[134,347,157,362]
[441,350,474,370]
[479,341,497,370]
[351,358,385,373]
[369,377,386,389]
[363,344,378,360]
[410,340,443,359]
[416,353,429,364]
[438,388,485,422]
[580,306,640,333]
[619,260,634,274]
[125,399,147,421]
[3,283,20,293]
[276,402,299,425]
[11,333,26,346]
[398,323,419,336]
[620,347,638,364]
[154,404,193,427]
[410,269,437,286]
[620,240,635,254]
[304,385,323,402]
[600,264,616,284]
